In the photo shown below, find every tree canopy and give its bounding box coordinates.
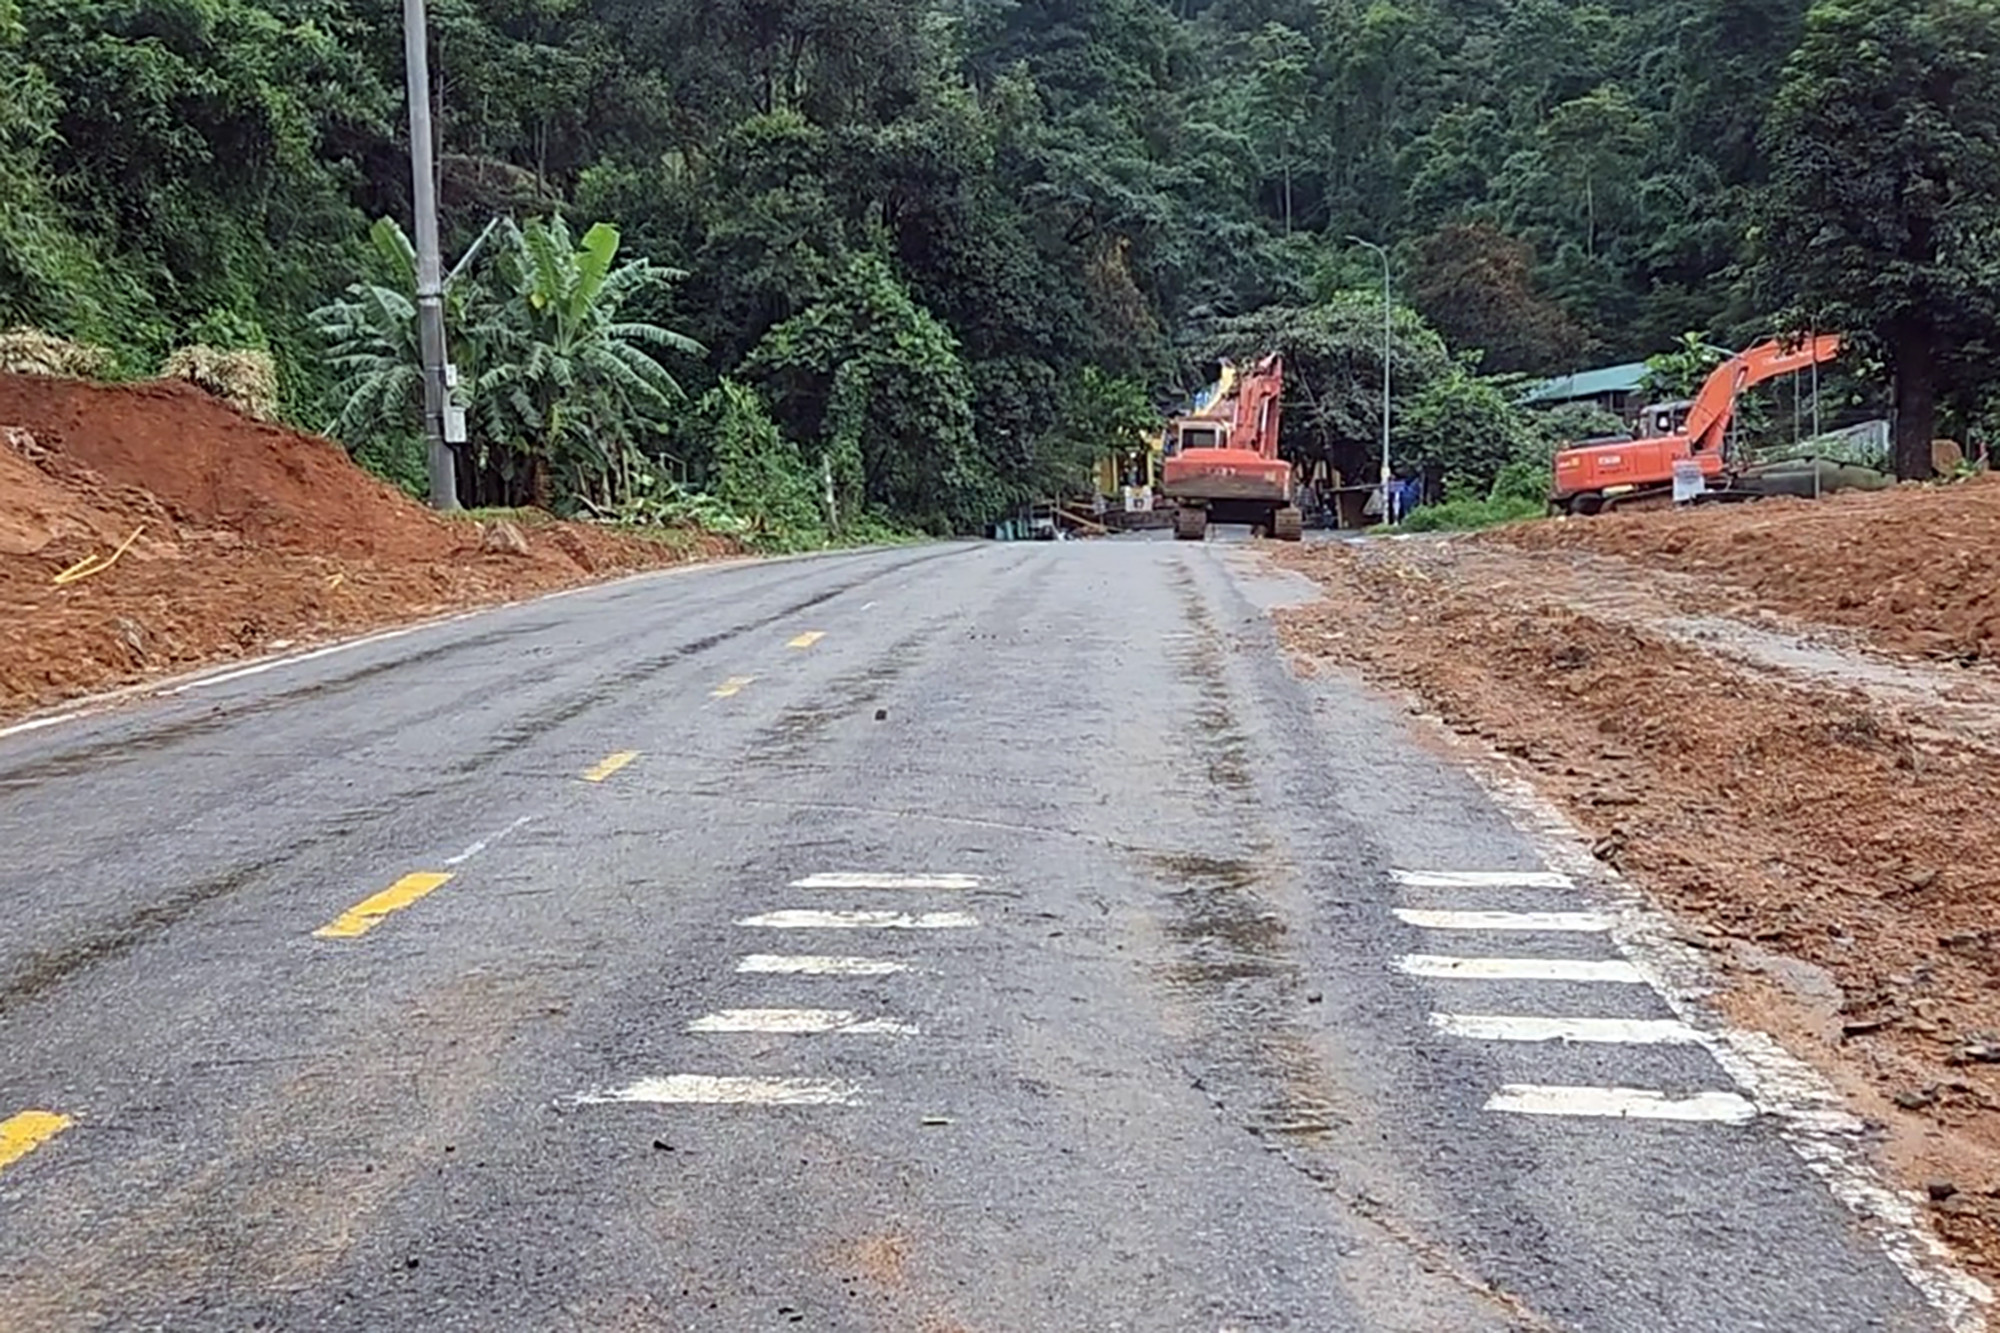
[1756,0,2000,477]
[8,0,2000,524]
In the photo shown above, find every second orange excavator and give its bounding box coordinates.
[1551,333,1842,514]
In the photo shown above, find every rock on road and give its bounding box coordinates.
[0,537,1952,1331]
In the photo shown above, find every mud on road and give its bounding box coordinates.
[1275,529,2000,1288]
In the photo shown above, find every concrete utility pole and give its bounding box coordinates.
[1348,236,1392,517]
[403,0,459,510]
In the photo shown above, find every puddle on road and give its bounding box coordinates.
[1141,843,1344,1145]
[1149,852,1289,987]
[1168,586,1258,796]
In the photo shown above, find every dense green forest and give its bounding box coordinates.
[4,0,1998,533]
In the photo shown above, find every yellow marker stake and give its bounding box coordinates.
[313,872,454,940]
[711,676,757,698]
[0,1110,72,1173]
[787,631,826,649]
[582,750,639,782]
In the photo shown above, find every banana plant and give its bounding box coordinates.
[476,215,705,510]
[308,216,493,451]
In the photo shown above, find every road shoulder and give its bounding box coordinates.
[1271,532,2000,1316]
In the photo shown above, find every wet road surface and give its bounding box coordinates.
[0,538,1949,1330]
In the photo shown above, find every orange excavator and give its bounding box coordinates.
[1551,333,1842,514]
[1162,353,1301,541]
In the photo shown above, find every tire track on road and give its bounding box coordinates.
[1155,548,1562,1331]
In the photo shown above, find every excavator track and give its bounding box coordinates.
[1271,505,1302,542]
[1172,506,1208,541]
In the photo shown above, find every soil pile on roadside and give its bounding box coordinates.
[0,374,440,559]
[0,373,739,720]
[1492,474,2000,662]
[1274,532,2000,1287]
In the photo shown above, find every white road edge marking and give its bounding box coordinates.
[160,553,796,697]
[163,623,427,694]
[790,873,980,890]
[737,909,979,930]
[1487,1084,1757,1123]
[1432,1013,1699,1044]
[1396,954,1645,984]
[573,1075,861,1106]
[736,954,909,976]
[1394,908,1611,932]
[0,708,89,742]
[1391,869,1575,889]
[687,1008,917,1035]
[1459,758,1993,1329]
[0,543,907,744]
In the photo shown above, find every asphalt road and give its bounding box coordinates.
[0,535,1945,1331]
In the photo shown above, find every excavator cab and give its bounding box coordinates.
[1175,421,1227,453]
[1638,400,1693,440]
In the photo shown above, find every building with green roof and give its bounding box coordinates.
[1519,361,1650,418]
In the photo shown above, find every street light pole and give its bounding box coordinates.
[1348,236,1392,521]
[402,0,458,510]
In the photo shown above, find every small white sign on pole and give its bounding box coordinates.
[1671,459,1705,504]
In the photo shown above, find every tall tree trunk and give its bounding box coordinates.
[1584,173,1596,260]
[1891,326,1938,480]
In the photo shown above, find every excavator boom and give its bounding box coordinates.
[1551,332,1842,513]
[1683,334,1841,452]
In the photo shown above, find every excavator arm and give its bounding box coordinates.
[1230,353,1285,459]
[1684,334,1841,453]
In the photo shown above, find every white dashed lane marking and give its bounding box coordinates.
[1395,907,1612,933]
[572,870,982,1117]
[1431,1013,1701,1044]
[1395,954,1646,984]
[1390,869,1575,890]
[1486,1085,1758,1123]
[687,1008,918,1036]
[736,909,979,930]
[1395,868,1745,1130]
[736,954,908,976]
[790,873,979,890]
[575,1075,864,1107]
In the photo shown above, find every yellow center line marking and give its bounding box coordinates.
[313,872,454,940]
[0,1110,72,1173]
[711,675,757,698]
[787,631,826,650]
[582,750,639,782]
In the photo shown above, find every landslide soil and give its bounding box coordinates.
[0,374,739,721]
[1500,474,2000,664]
[1273,482,2000,1287]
